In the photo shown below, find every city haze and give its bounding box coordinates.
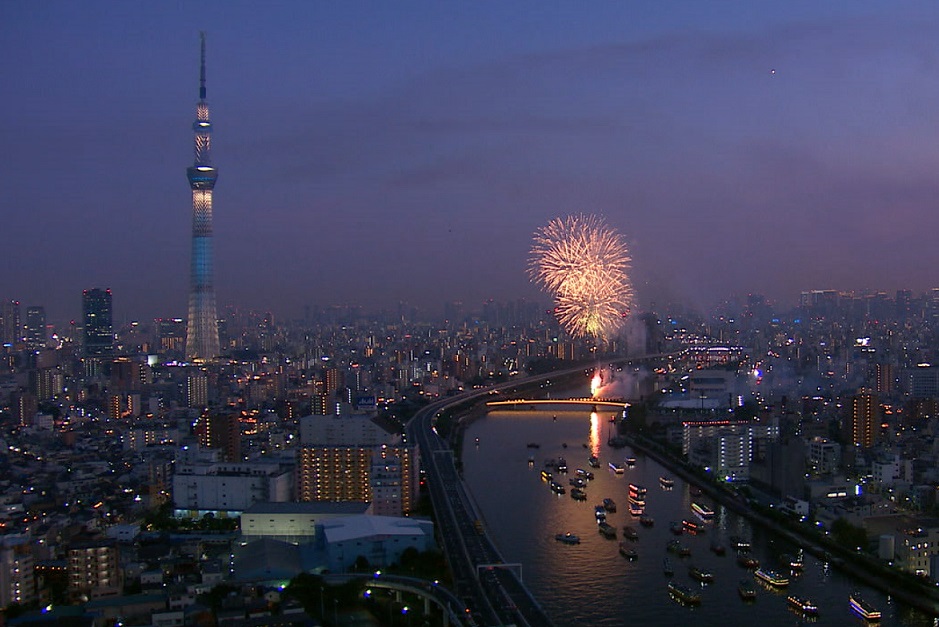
[4,2,939,323]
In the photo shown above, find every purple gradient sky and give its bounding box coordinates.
[4,2,939,324]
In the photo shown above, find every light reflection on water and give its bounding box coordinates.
[461,407,935,627]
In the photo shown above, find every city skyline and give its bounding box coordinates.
[6,2,939,324]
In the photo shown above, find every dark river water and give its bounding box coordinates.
[461,406,937,627]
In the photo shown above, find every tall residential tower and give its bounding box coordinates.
[185,32,221,362]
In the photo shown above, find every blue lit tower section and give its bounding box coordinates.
[185,32,220,362]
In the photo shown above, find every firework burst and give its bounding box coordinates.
[528,214,632,340]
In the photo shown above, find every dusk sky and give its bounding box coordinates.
[5,2,939,325]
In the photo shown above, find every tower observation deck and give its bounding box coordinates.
[185,32,220,362]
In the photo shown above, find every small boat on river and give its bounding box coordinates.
[754,568,789,588]
[849,592,881,621]
[668,581,701,606]
[555,532,580,545]
[689,564,714,583]
[787,595,818,616]
[619,542,638,560]
[738,579,757,601]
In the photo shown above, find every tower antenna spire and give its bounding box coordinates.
[199,31,207,100]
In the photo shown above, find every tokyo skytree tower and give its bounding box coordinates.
[185,32,220,361]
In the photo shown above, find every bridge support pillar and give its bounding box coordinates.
[424,597,431,615]
[395,591,402,603]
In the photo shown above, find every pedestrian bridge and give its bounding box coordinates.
[485,398,629,411]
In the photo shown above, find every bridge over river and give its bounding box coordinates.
[484,397,629,412]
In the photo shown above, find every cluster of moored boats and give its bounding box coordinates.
[547,450,882,621]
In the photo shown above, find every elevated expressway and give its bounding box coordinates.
[406,356,674,626]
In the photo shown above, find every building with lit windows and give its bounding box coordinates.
[808,437,841,475]
[24,305,46,352]
[848,391,879,449]
[0,299,21,347]
[0,535,35,607]
[66,536,122,602]
[82,288,113,357]
[194,412,241,462]
[297,414,418,516]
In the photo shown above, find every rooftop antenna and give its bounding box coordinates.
[199,31,207,100]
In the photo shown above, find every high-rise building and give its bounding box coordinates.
[25,306,46,352]
[0,299,21,346]
[185,33,221,362]
[82,288,113,357]
[848,391,879,449]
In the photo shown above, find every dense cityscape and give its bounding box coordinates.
[10,4,939,626]
[5,284,939,624]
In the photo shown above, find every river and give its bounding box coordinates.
[461,406,936,627]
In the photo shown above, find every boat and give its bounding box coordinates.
[555,532,580,544]
[622,525,639,540]
[639,515,655,527]
[786,550,804,571]
[540,470,552,481]
[682,519,704,534]
[549,481,565,495]
[738,579,757,600]
[594,504,607,518]
[787,595,818,616]
[628,494,646,507]
[609,461,624,474]
[667,581,701,605]
[736,552,759,569]
[624,457,637,467]
[628,483,648,496]
[575,468,594,480]
[754,568,789,587]
[598,521,616,538]
[849,592,881,621]
[691,502,715,520]
[666,540,690,557]
[663,557,674,576]
[659,476,675,488]
[669,521,684,535]
[569,477,586,488]
[556,457,568,473]
[628,501,644,516]
[588,455,600,468]
[730,535,751,551]
[603,498,617,512]
[570,487,587,501]
[689,565,714,583]
[619,542,638,560]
